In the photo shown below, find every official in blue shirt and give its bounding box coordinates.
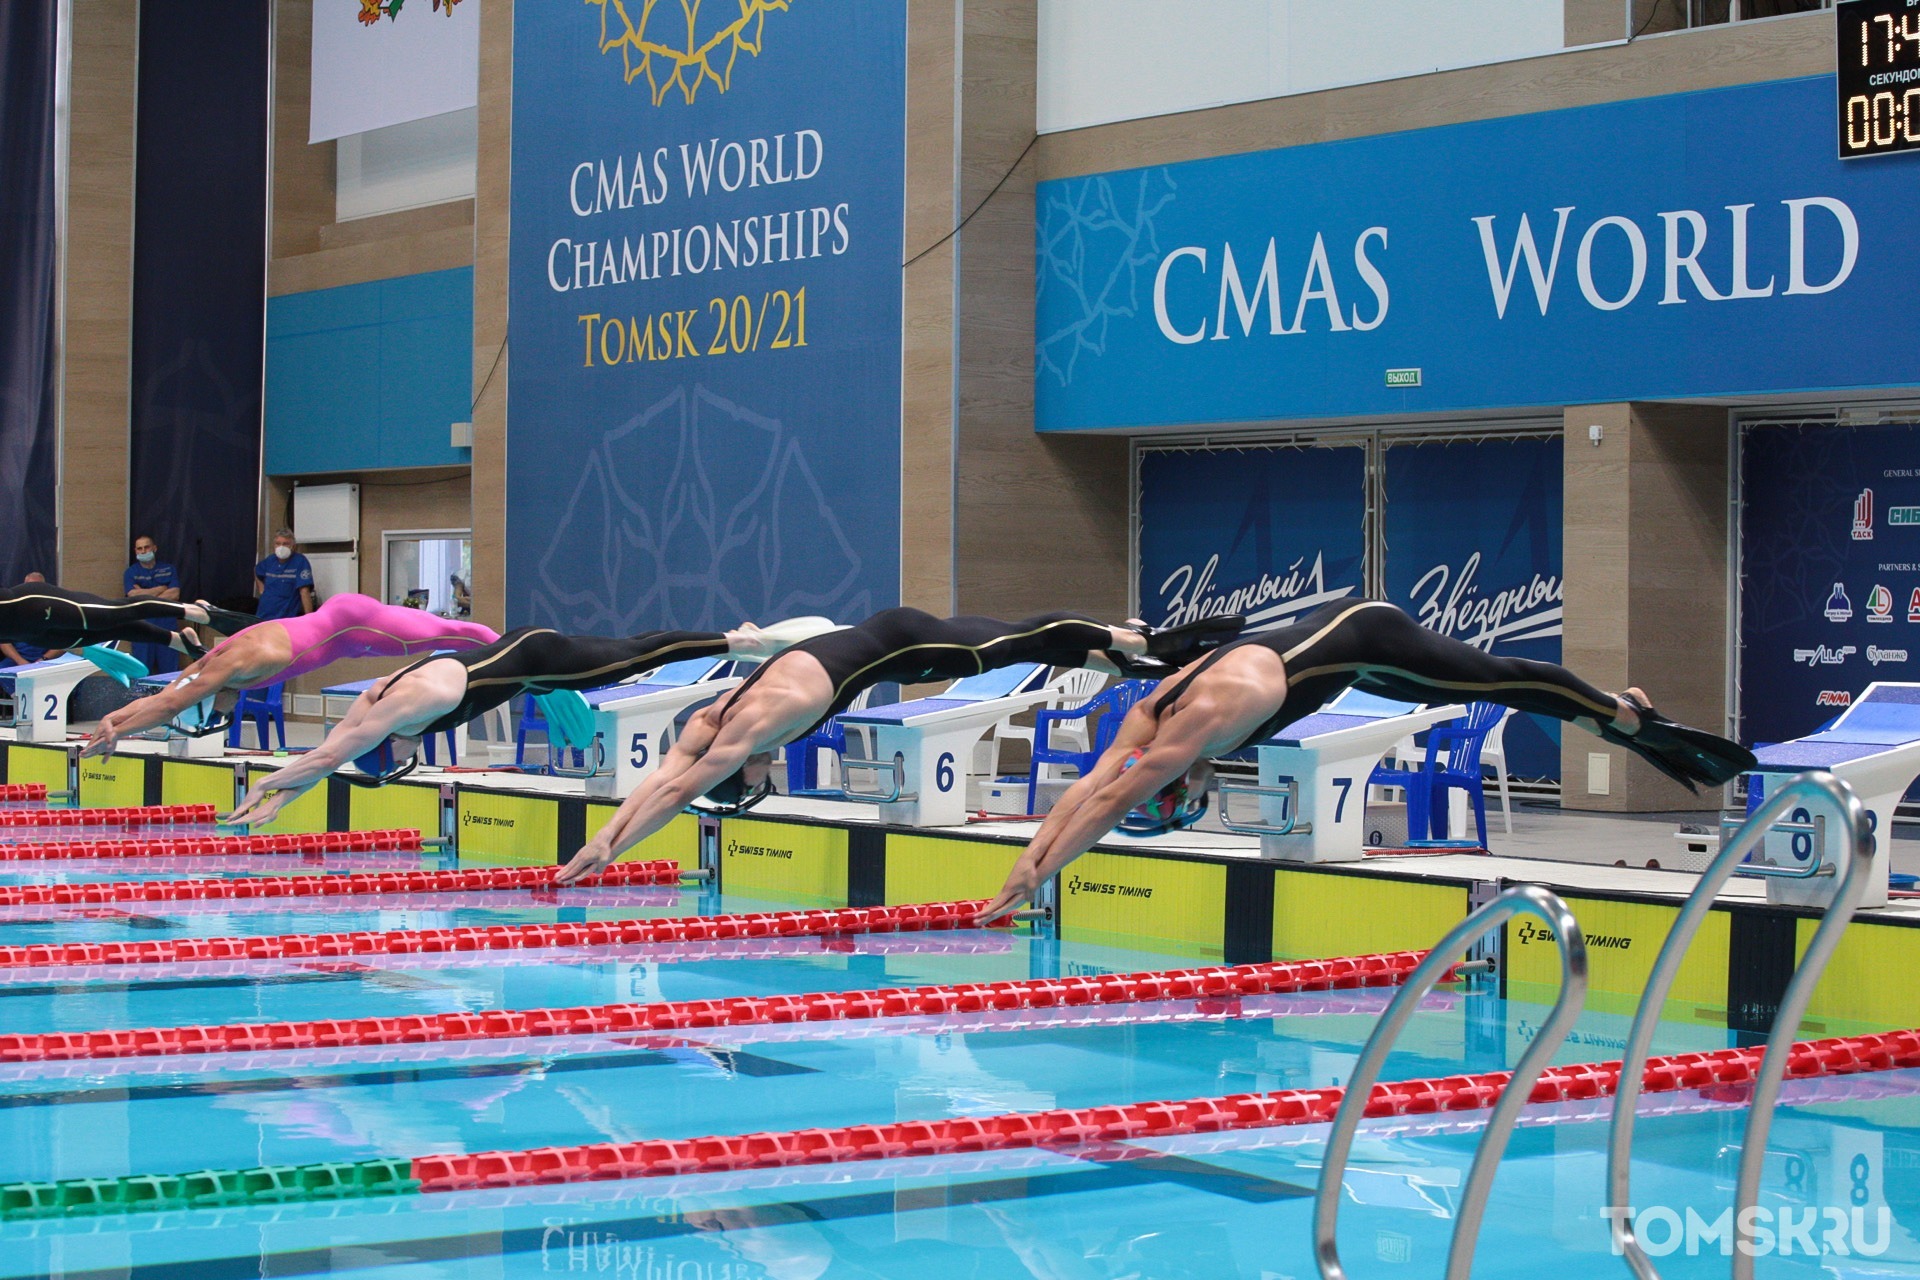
[124,535,181,674]
[254,528,315,621]
[0,573,57,667]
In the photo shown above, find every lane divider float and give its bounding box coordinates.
[0,900,987,970]
[0,858,680,906]
[0,829,424,864]
[0,950,1431,1063]
[0,784,47,802]
[6,1029,1916,1220]
[0,804,218,829]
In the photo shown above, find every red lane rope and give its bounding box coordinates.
[0,859,679,907]
[0,949,1430,1063]
[0,784,47,802]
[0,829,424,863]
[409,1028,1920,1192]
[0,900,985,970]
[0,804,217,828]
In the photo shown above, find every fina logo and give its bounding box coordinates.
[1408,552,1562,650]
[1869,645,1909,665]
[1154,550,1354,633]
[1868,584,1895,623]
[1854,488,1874,540]
[1817,689,1854,707]
[1824,583,1854,622]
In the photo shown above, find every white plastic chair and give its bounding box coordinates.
[990,667,1109,778]
[1479,707,1515,834]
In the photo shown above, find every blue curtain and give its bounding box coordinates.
[0,1,60,582]
[128,1,269,603]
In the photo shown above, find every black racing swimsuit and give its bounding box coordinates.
[1154,599,1620,752]
[0,585,204,649]
[723,607,1116,739]
[379,627,734,737]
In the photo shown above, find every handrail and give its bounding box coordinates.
[1314,883,1588,1280]
[1715,813,1834,878]
[1217,778,1310,836]
[546,735,609,780]
[1606,769,1875,1280]
[839,753,916,804]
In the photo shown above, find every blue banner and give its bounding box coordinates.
[1741,422,1920,749]
[1038,76,1920,432]
[508,2,904,631]
[1136,447,1365,635]
[1383,438,1564,779]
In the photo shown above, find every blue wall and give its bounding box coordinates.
[264,267,474,474]
[1037,76,1920,431]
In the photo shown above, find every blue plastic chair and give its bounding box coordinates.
[1024,680,1155,814]
[421,727,458,767]
[514,693,586,775]
[228,682,287,751]
[1367,701,1506,847]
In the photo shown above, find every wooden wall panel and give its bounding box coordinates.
[58,0,139,595]
[470,0,510,633]
[1562,402,1729,811]
[900,0,959,614]
[271,0,332,260]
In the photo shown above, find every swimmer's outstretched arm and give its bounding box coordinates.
[976,705,1198,923]
[83,645,265,759]
[556,700,756,884]
[222,675,446,826]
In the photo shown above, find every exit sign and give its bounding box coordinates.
[1385,368,1422,387]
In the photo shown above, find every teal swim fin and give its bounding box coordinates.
[535,690,598,751]
[81,645,148,687]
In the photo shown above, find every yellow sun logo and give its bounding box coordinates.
[586,0,791,105]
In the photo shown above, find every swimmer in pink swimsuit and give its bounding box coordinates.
[82,593,498,758]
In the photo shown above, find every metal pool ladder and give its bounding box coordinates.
[1606,769,1877,1280]
[1314,883,1590,1280]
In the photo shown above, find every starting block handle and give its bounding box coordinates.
[839,753,917,805]
[1217,779,1312,837]
[1719,813,1837,880]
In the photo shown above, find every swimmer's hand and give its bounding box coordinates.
[80,722,119,760]
[223,786,294,828]
[556,839,617,886]
[975,864,1041,926]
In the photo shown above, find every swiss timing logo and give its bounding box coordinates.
[1854,488,1875,540]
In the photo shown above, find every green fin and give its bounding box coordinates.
[535,690,598,751]
[80,646,148,687]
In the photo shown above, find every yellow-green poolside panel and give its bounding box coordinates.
[884,834,1021,905]
[1271,869,1467,962]
[76,754,145,809]
[159,759,240,810]
[1059,850,1225,961]
[241,765,329,836]
[6,744,70,794]
[347,781,441,838]
[718,818,848,907]
[1507,894,1728,1021]
[1796,916,1920,1035]
[586,805,699,870]
[456,790,561,866]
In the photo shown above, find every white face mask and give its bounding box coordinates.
[136,551,155,565]
[274,545,292,561]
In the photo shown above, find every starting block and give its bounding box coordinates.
[582,658,740,798]
[3,656,99,744]
[835,663,1053,827]
[1739,682,1914,909]
[134,671,223,758]
[1219,689,1465,863]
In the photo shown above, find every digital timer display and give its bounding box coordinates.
[1838,0,1920,157]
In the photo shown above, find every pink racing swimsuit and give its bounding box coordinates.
[221,593,500,687]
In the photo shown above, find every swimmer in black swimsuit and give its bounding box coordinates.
[0,583,252,654]
[223,617,840,827]
[975,599,1756,921]
[555,607,1245,884]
